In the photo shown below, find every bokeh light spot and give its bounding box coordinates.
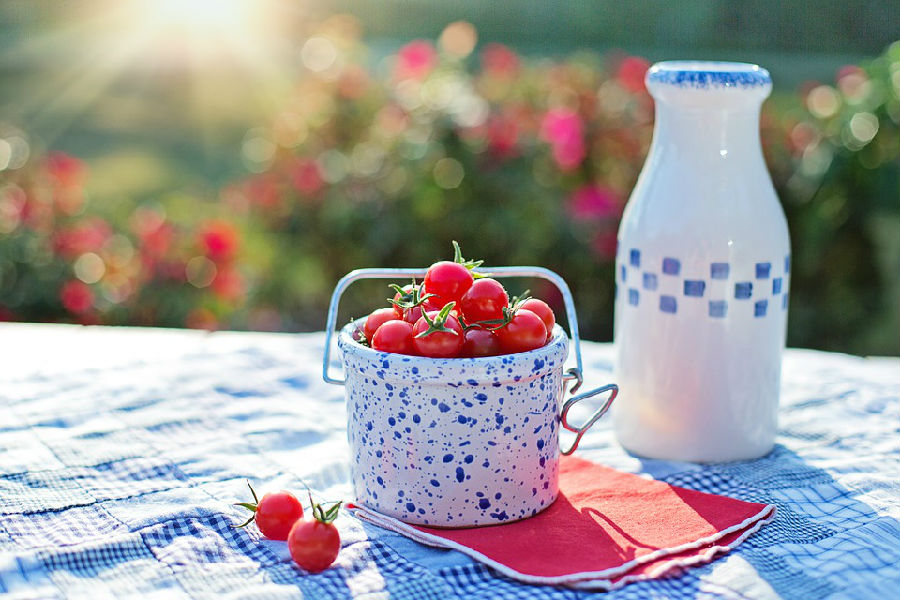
[433,157,464,189]
[807,85,841,119]
[302,37,338,73]
[74,252,106,284]
[186,256,217,288]
[439,22,477,58]
[849,112,879,144]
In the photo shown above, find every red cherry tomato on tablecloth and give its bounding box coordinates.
[235,484,303,541]
[462,328,501,357]
[412,310,465,358]
[459,278,509,324]
[288,509,342,573]
[520,298,555,341]
[495,308,547,354]
[364,308,398,341]
[372,320,415,355]
[423,261,473,308]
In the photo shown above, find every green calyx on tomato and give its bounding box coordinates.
[414,301,459,338]
[388,280,435,312]
[470,290,533,331]
[308,490,342,524]
[452,240,486,278]
[233,481,262,529]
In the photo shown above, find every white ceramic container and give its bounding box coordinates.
[324,267,617,527]
[613,62,790,462]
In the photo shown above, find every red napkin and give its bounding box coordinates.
[351,456,774,590]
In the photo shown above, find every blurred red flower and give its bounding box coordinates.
[53,218,112,259]
[540,109,586,171]
[60,280,93,314]
[617,56,651,94]
[45,152,86,188]
[591,229,619,261]
[486,114,519,158]
[394,40,437,80]
[569,184,622,220]
[211,267,245,302]
[291,159,324,197]
[481,43,519,77]
[199,220,240,263]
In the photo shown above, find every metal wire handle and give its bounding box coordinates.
[559,383,618,455]
[322,266,584,386]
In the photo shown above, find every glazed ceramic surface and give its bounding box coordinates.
[338,320,568,527]
[613,62,790,462]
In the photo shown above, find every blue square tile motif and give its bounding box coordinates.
[735,282,753,299]
[756,262,771,279]
[709,300,727,318]
[755,299,768,317]
[642,272,658,291]
[629,249,640,267]
[684,280,706,297]
[662,258,681,276]
[782,294,789,310]
[620,264,626,282]
[628,288,639,306]
[659,295,677,314]
[710,262,730,279]
[772,277,783,294]
[785,254,791,274]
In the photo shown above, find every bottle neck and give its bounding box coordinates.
[650,101,764,163]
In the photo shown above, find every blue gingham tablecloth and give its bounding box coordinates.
[1,323,897,599]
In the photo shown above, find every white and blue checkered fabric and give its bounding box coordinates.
[1,324,897,599]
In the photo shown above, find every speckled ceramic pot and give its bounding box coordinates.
[323,266,617,528]
[337,320,568,527]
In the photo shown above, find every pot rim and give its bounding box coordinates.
[337,319,569,383]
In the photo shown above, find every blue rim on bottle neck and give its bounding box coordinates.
[647,61,771,89]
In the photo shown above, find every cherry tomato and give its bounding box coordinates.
[495,308,547,354]
[401,305,424,324]
[412,311,465,358]
[391,284,416,319]
[363,308,398,341]
[288,519,341,573]
[520,298,555,341]
[423,261,473,307]
[236,485,304,541]
[371,320,415,355]
[462,328,501,357]
[459,278,509,323]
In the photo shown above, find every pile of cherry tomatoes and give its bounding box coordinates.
[356,243,556,358]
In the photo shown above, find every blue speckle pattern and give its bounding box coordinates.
[684,280,706,297]
[710,262,730,279]
[629,248,641,267]
[662,258,681,276]
[660,295,677,314]
[647,64,771,89]
[617,252,791,319]
[709,300,728,318]
[338,322,566,527]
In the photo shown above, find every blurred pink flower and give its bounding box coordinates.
[199,220,240,263]
[291,159,324,197]
[53,217,112,259]
[617,56,651,94]
[487,114,519,158]
[591,230,619,261]
[540,109,586,171]
[60,280,93,314]
[569,184,621,220]
[481,43,519,77]
[211,266,245,302]
[45,152,86,188]
[394,40,437,80]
